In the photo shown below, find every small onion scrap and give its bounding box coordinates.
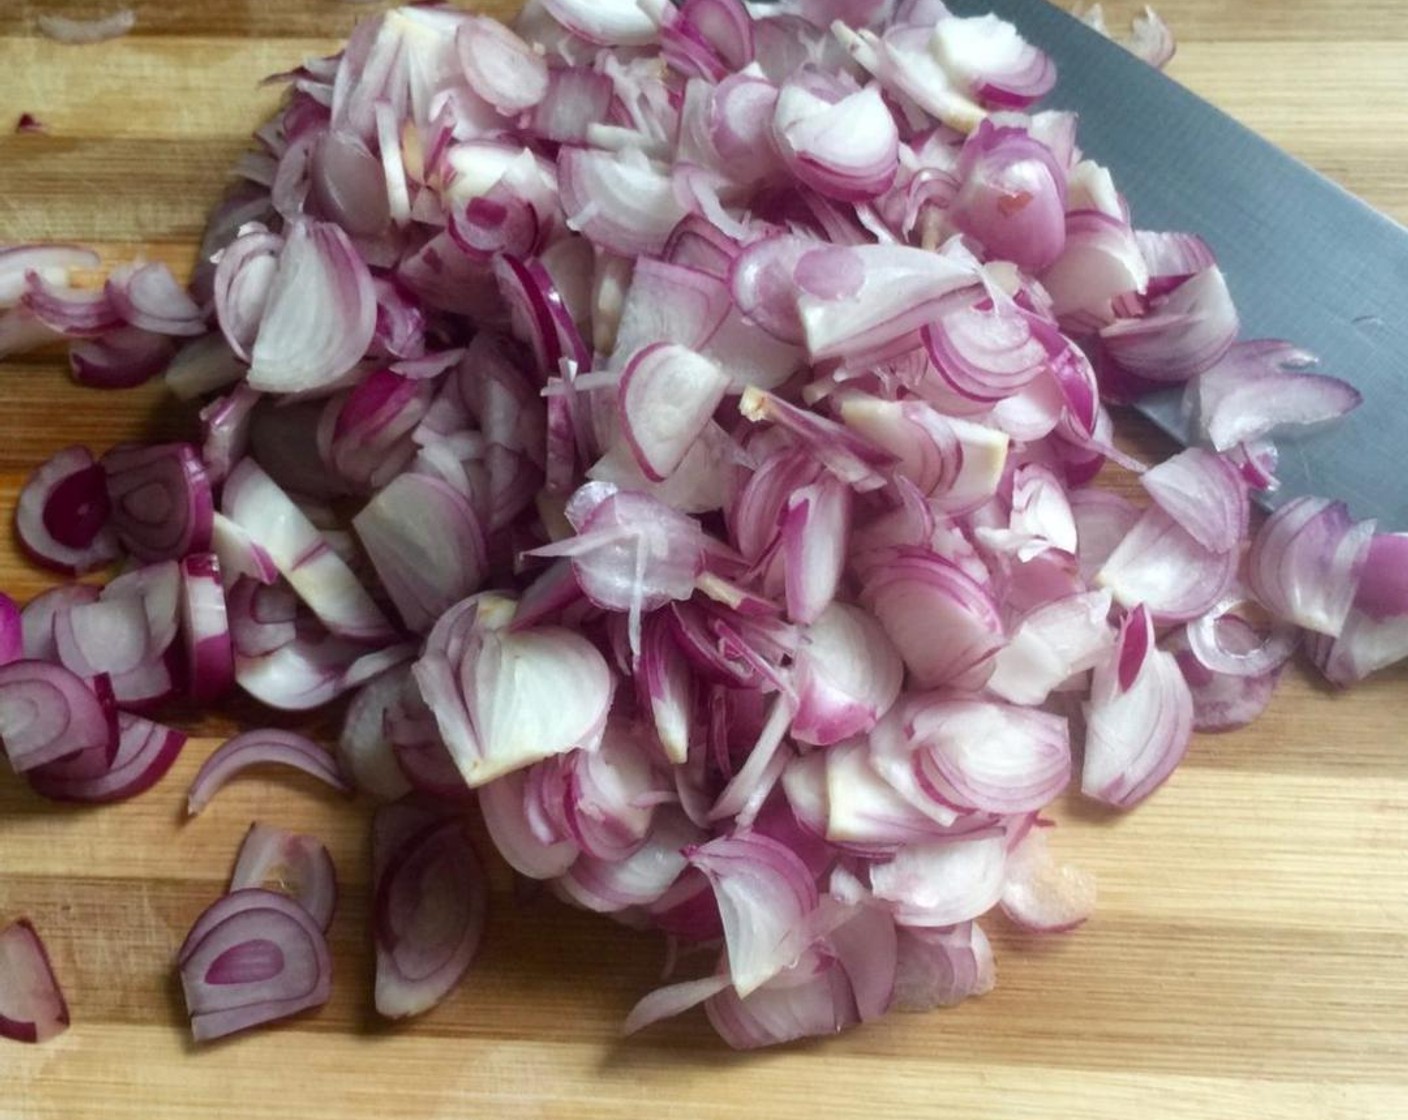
[0,920,70,1044]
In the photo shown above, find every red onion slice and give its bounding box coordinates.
[932,14,1056,108]
[27,711,185,804]
[1040,209,1148,326]
[211,513,279,589]
[0,920,70,1045]
[1100,267,1238,383]
[987,590,1115,705]
[478,767,580,880]
[102,443,213,562]
[623,974,731,1037]
[557,808,702,913]
[823,738,951,847]
[0,593,20,667]
[618,343,730,482]
[949,121,1067,272]
[246,220,377,393]
[771,83,899,202]
[353,473,487,635]
[372,805,487,1019]
[213,225,282,361]
[1184,595,1299,679]
[705,953,859,1050]
[1140,447,1248,553]
[21,584,100,661]
[638,611,694,764]
[223,459,395,642]
[187,729,352,816]
[781,474,850,625]
[793,243,979,361]
[0,660,115,773]
[181,553,235,703]
[164,332,246,401]
[791,601,903,747]
[861,548,1005,690]
[107,261,205,337]
[338,668,415,802]
[688,832,818,996]
[1193,340,1362,452]
[1081,606,1194,809]
[1246,496,1375,637]
[456,16,548,114]
[178,888,332,1043]
[230,823,338,932]
[1172,622,1282,734]
[50,595,170,708]
[559,149,689,259]
[879,696,1072,817]
[15,446,121,574]
[1096,505,1237,624]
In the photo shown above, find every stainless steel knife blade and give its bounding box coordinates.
[948,0,1408,528]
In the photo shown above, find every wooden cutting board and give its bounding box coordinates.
[1,2,1405,1117]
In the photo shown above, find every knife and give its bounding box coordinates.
[946,0,1408,529]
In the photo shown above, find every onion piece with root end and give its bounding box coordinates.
[1000,826,1096,933]
[230,824,338,932]
[0,920,70,1045]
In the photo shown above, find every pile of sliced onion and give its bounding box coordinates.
[1,0,1401,1053]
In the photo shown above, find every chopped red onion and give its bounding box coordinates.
[372,802,487,1018]
[0,593,21,667]
[27,711,185,804]
[15,446,121,574]
[229,823,338,931]
[0,0,1395,1054]
[180,553,235,703]
[178,888,332,1042]
[1247,497,1375,637]
[102,443,213,562]
[0,920,70,1045]
[222,459,395,642]
[689,832,817,996]
[187,729,352,816]
[245,220,377,393]
[0,659,115,773]
[1193,340,1363,452]
[1082,605,1194,809]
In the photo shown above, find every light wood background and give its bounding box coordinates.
[1,2,1406,1117]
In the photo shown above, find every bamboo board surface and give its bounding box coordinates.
[1,2,1406,1118]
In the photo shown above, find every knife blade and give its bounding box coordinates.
[947,0,1408,529]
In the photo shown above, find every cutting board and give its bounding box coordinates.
[2,2,1406,1117]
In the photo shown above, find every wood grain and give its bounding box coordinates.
[2,3,1407,1118]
